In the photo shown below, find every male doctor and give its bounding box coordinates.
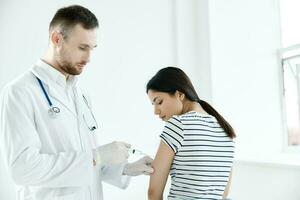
[0,5,153,200]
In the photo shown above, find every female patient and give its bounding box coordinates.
[147,67,235,200]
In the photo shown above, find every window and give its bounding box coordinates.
[280,0,300,147]
[281,46,300,146]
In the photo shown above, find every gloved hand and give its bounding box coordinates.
[93,141,131,166]
[123,156,154,176]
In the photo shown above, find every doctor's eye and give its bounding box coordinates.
[79,46,88,51]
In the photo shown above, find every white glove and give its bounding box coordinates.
[93,141,131,166]
[123,156,154,176]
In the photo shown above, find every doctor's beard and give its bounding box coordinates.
[59,60,85,76]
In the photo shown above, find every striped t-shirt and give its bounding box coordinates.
[160,111,235,200]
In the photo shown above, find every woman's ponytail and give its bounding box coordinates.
[198,99,236,139]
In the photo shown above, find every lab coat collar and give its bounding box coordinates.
[31,59,78,88]
[30,59,79,117]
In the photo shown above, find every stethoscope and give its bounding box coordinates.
[36,77,60,118]
[35,76,98,131]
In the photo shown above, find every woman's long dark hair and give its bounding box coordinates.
[146,67,236,139]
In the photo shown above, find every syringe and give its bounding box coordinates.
[129,147,148,156]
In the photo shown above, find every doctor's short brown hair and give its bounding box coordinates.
[49,5,99,39]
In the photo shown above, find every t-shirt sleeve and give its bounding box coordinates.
[160,116,184,153]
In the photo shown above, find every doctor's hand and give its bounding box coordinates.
[93,141,131,166]
[123,156,154,176]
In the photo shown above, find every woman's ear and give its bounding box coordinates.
[175,90,185,101]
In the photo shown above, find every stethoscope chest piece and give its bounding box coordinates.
[35,76,97,126]
[35,76,61,118]
[48,106,60,118]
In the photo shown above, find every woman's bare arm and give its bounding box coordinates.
[148,140,175,200]
[223,169,233,198]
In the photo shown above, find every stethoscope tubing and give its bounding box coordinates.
[35,75,97,131]
[36,76,53,107]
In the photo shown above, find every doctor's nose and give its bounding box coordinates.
[86,54,91,64]
[84,50,92,63]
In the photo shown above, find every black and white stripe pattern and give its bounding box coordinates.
[160,111,235,200]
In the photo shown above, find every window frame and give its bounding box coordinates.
[280,43,300,152]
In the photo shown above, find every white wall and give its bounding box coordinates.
[208,0,300,199]
[173,0,212,101]
[1,0,300,200]
[208,0,284,157]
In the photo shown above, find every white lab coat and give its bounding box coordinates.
[0,60,130,200]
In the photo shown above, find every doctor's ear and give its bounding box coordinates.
[50,30,64,46]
